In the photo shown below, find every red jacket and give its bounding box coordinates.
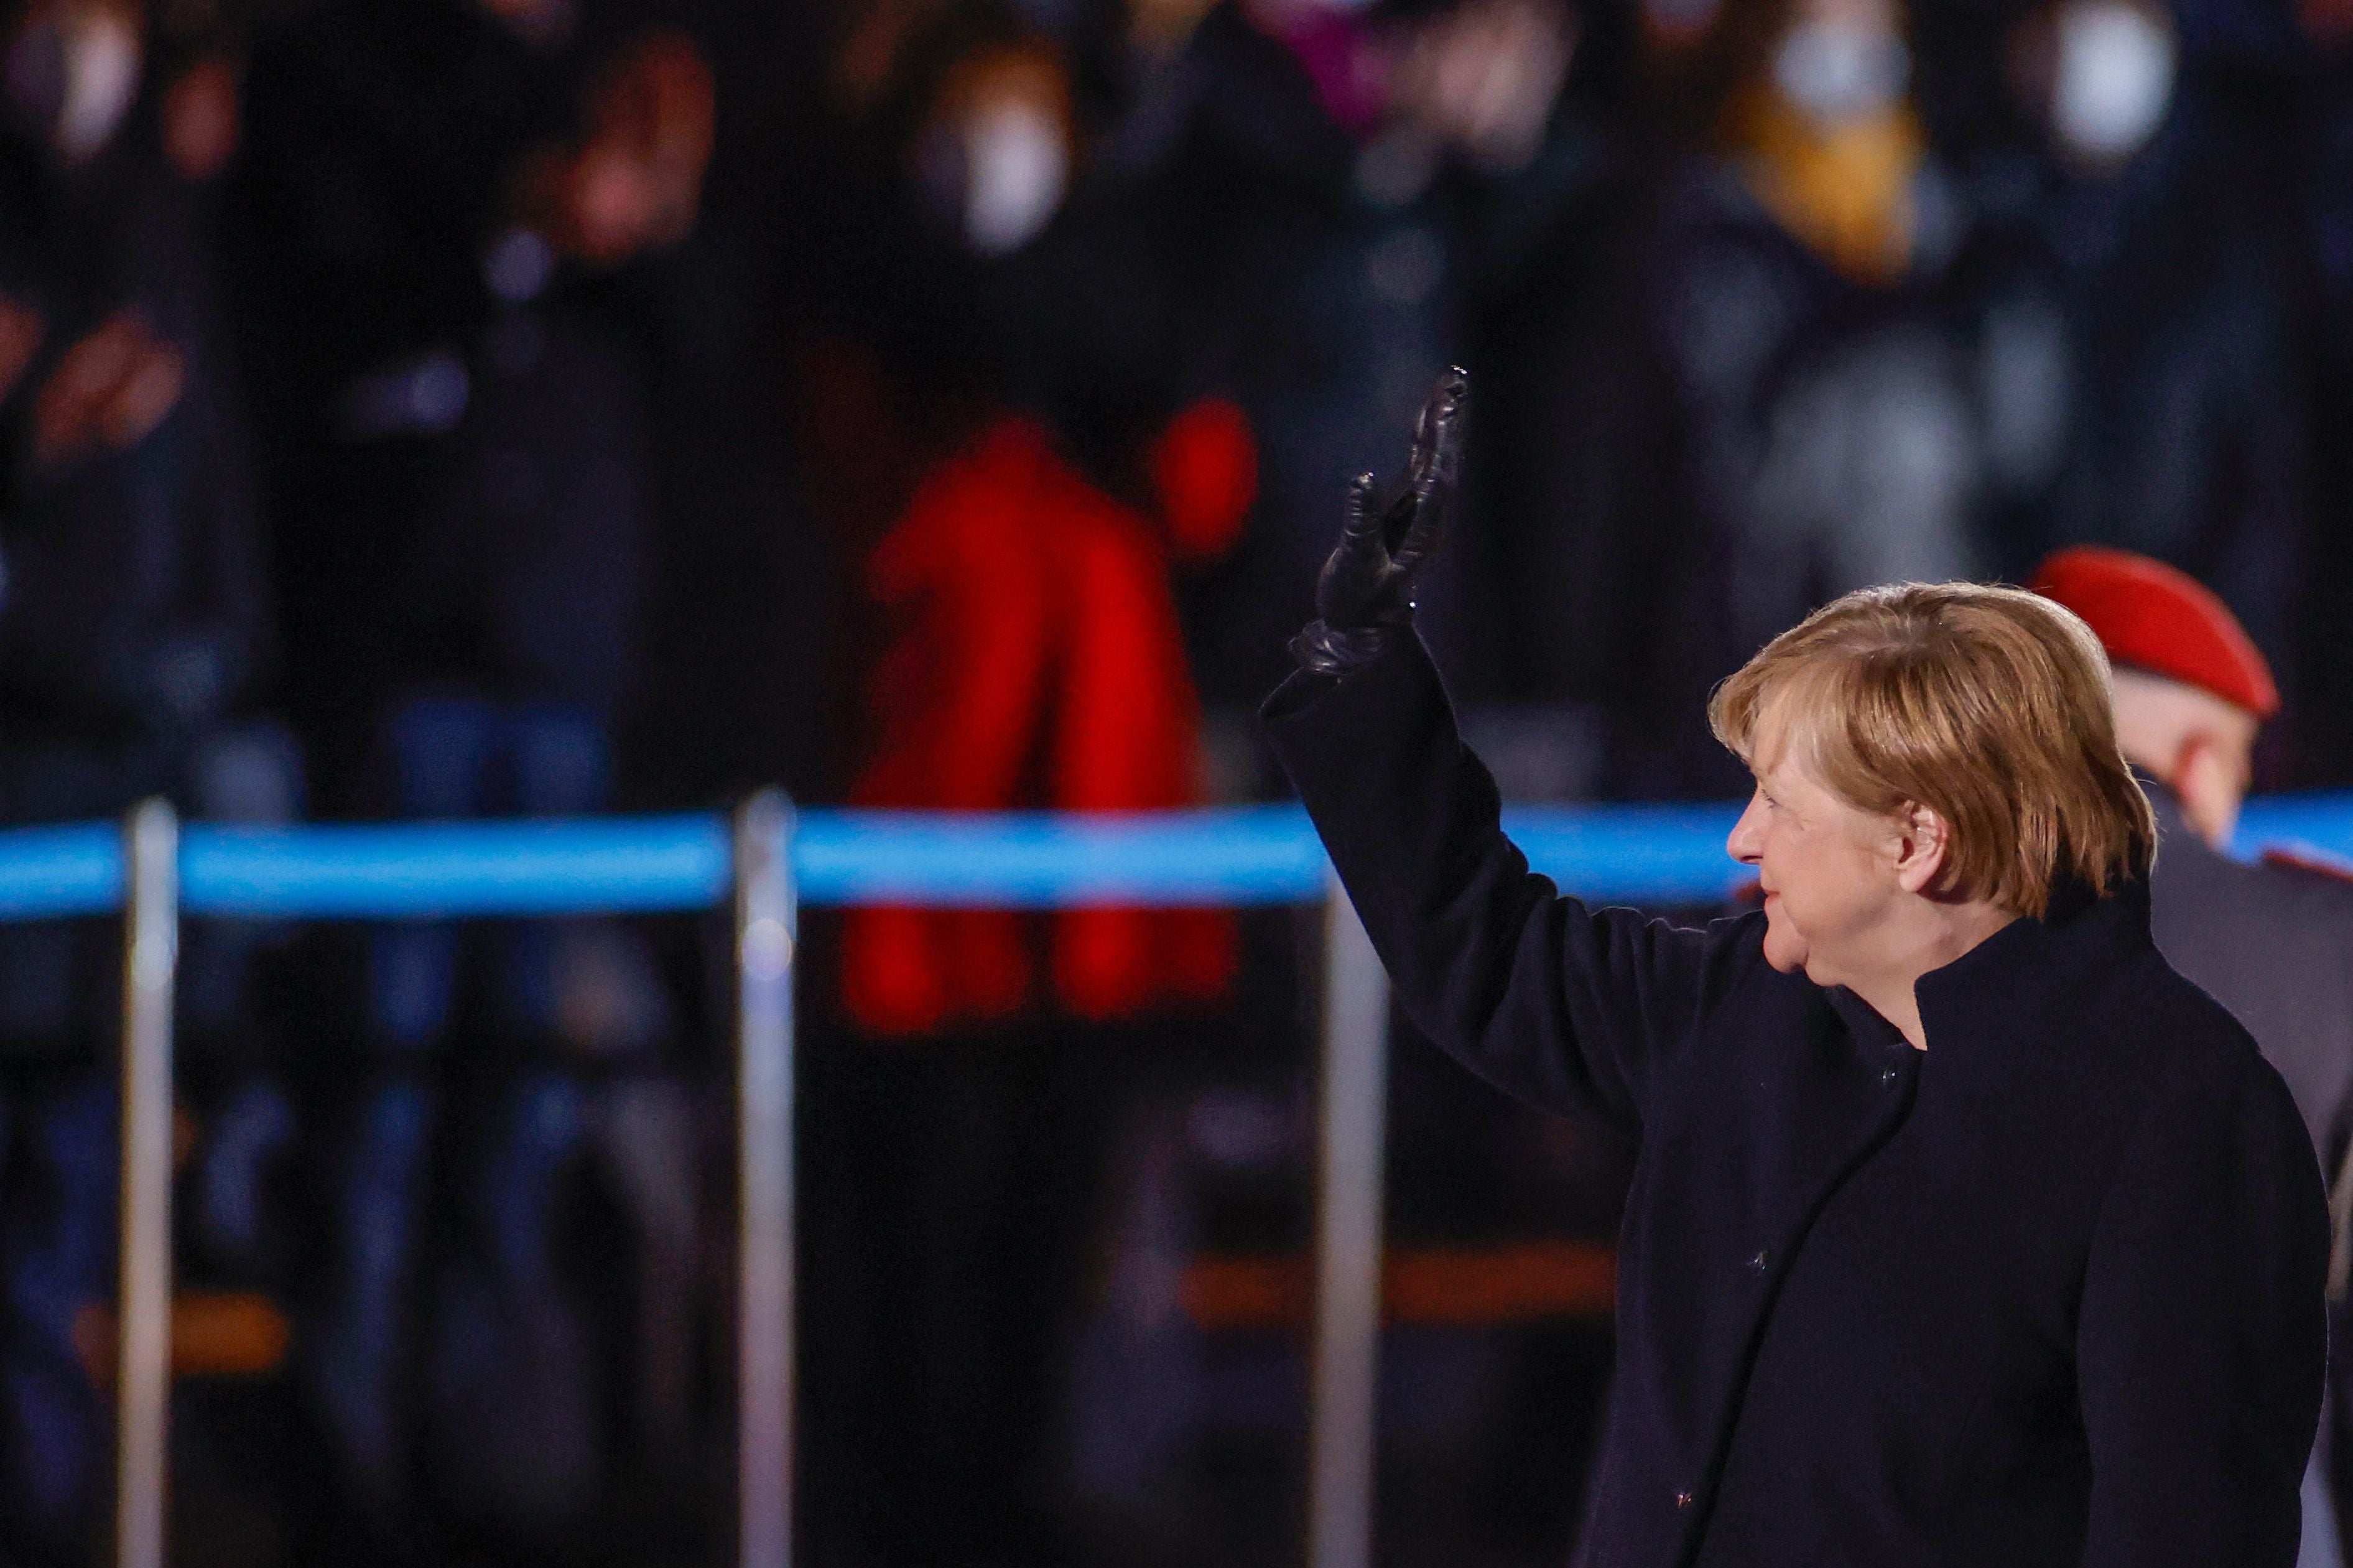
[842,413,1240,1034]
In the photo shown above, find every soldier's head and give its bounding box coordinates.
[1712,581,2155,989]
[2031,546,2278,852]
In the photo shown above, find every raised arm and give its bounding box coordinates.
[1261,370,1754,1136]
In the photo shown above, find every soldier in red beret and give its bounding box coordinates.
[2034,544,2353,1559]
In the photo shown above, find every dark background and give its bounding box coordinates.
[0,0,2346,1561]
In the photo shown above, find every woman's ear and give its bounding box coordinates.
[1892,802,1951,895]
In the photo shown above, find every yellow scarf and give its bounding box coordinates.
[1729,86,1925,287]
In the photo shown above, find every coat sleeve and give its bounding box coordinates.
[2076,1032,2329,1568]
[1260,631,1754,1136]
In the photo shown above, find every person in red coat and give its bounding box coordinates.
[1265,371,2326,1566]
[841,402,1248,1034]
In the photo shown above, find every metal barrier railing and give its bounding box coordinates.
[16,788,2353,1568]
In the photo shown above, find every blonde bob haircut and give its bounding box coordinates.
[1707,582,2158,920]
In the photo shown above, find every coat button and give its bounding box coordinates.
[1880,1065,1900,1085]
[1675,1491,1695,1510]
[1747,1249,1768,1276]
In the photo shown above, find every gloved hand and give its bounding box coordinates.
[1290,366,1467,677]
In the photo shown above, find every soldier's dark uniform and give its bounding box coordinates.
[2146,781,2353,1155]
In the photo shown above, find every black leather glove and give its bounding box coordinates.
[1291,366,1467,678]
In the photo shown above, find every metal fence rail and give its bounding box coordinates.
[16,789,2353,1568]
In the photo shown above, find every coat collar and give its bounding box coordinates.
[1802,877,2155,1060]
[1912,876,2155,1052]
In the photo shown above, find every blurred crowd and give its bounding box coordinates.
[1,0,2351,1560]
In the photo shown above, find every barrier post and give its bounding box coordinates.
[116,799,177,1568]
[735,791,797,1568]
[1306,872,1389,1568]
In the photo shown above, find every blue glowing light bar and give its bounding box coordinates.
[0,792,2337,921]
[791,806,1329,907]
[2232,792,2353,875]
[1504,804,1748,906]
[0,823,129,918]
[182,817,733,917]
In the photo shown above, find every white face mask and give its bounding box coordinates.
[1772,16,1910,128]
[2050,0,2176,167]
[960,96,1069,256]
[3,7,142,164]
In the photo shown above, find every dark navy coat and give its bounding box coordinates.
[1263,633,2327,1567]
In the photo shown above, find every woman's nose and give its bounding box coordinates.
[1727,799,1765,865]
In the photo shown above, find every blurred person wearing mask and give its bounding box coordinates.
[1972,0,2303,689]
[2035,544,2353,1566]
[812,11,1248,1039]
[1525,0,2020,798]
[0,0,283,1561]
[233,1,713,1556]
[908,35,1076,261]
[1694,0,1977,661]
[777,19,1267,1562]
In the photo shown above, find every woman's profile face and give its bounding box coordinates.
[1726,720,1906,988]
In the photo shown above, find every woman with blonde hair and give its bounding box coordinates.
[1265,371,2326,1566]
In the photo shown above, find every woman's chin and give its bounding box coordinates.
[1760,927,1809,975]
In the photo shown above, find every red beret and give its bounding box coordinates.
[2029,545,2280,720]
